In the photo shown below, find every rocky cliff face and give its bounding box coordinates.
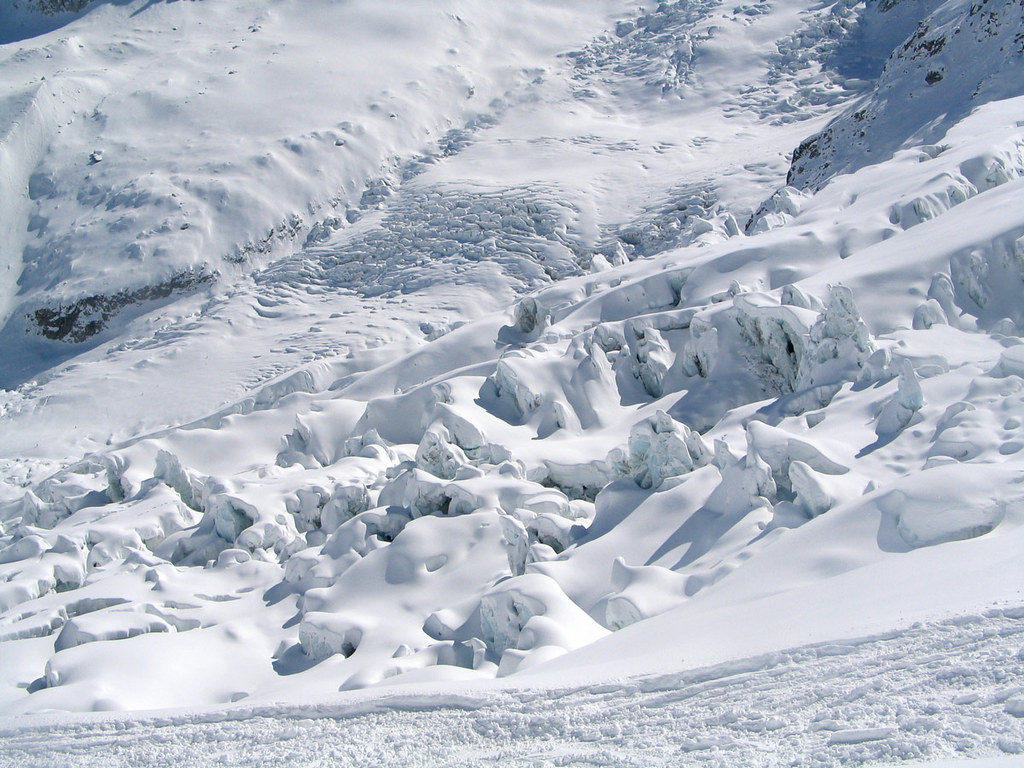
[23,0,92,11]
[787,0,1024,190]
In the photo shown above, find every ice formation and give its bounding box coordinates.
[1,1,1024,763]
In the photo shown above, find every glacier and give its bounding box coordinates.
[1,0,1024,764]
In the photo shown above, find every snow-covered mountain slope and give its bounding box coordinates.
[1,0,1024,761]
[787,0,1024,190]
[0,0,628,373]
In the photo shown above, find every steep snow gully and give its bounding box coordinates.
[2,0,1024,764]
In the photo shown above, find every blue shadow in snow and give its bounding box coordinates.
[0,0,139,46]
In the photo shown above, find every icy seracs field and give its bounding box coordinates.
[1,0,1024,764]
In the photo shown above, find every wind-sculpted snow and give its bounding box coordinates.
[1,0,1024,758]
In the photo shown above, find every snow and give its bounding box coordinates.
[3,610,1024,765]
[1,0,1024,763]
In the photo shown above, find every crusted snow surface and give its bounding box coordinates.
[2,0,1024,763]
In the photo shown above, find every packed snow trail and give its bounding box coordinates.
[2,608,1023,767]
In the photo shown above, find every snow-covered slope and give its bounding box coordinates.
[0,0,629,375]
[1,0,1024,762]
[787,0,1024,190]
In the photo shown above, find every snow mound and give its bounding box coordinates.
[881,464,1019,549]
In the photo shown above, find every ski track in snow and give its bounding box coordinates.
[2,609,1024,767]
